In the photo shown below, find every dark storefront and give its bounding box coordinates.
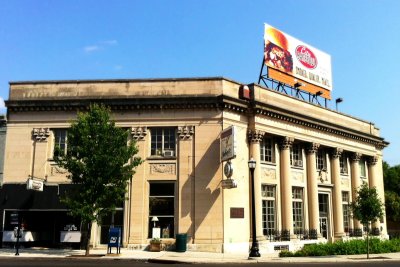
[0,184,81,248]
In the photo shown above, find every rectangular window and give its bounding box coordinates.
[53,129,67,158]
[342,191,350,233]
[292,187,304,234]
[262,185,276,237]
[340,154,348,175]
[290,144,303,167]
[260,137,274,163]
[150,127,176,157]
[149,182,175,238]
[359,160,366,178]
[316,149,326,170]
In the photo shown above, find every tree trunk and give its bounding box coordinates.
[85,222,92,256]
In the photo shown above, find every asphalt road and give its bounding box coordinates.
[0,258,400,267]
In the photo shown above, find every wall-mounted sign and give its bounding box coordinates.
[26,178,44,191]
[230,207,244,219]
[264,23,332,93]
[222,179,237,189]
[220,126,236,162]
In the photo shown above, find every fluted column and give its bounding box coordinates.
[350,152,362,230]
[306,143,320,237]
[248,130,265,240]
[279,137,294,235]
[331,148,345,239]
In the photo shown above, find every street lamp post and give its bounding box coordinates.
[248,158,260,258]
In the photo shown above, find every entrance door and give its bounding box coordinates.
[319,217,328,239]
[318,193,330,239]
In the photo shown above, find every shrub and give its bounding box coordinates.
[279,238,400,257]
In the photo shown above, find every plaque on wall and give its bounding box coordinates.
[230,207,244,219]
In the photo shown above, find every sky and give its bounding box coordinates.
[0,0,399,165]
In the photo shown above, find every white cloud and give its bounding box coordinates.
[83,40,118,53]
[84,45,100,53]
[101,40,118,46]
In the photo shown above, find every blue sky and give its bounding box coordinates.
[1,0,399,165]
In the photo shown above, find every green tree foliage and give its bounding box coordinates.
[55,104,142,255]
[351,182,384,259]
[383,161,400,222]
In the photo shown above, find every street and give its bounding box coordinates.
[0,258,400,267]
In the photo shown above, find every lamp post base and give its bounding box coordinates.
[249,246,261,258]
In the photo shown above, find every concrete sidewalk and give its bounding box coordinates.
[0,247,400,263]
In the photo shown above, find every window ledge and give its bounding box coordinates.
[147,156,177,161]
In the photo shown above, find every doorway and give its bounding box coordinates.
[318,193,330,239]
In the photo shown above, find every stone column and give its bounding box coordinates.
[331,148,345,239]
[177,126,195,241]
[350,152,362,230]
[279,137,294,235]
[367,156,383,231]
[306,143,320,236]
[248,130,265,241]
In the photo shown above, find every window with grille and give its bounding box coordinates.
[260,137,274,163]
[53,129,67,158]
[316,149,326,170]
[292,187,304,234]
[290,144,303,167]
[340,154,348,175]
[262,185,276,237]
[149,182,175,238]
[150,127,176,157]
[342,191,350,233]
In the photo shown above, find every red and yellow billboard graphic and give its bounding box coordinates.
[264,23,333,94]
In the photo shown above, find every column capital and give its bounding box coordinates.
[32,128,51,142]
[331,147,344,159]
[351,152,362,162]
[177,126,195,140]
[131,126,147,141]
[306,143,320,154]
[247,130,265,143]
[279,137,294,150]
[367,156,378,166]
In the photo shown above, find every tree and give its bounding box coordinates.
[55,104,142,256]
[351,182,384,259]
[383,162,400,224]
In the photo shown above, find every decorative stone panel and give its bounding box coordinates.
[150,163,176,175]
[131,127,147,141]
[291,171,304,182]
[32,128,51,141]
[50,165,68,175]
[177,126,194,140]
[262,167,276,180]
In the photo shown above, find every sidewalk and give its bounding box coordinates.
[0,247,400,263]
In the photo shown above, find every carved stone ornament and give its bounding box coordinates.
[247,130,265,143]
[368,156,378,166]
[262,167,276,180]
[177,126,194,140]
[279,136,294,150]
[150,163,176,175]
[131,127,147,141]
[331,147,344,159]
[307,143,320,154]
[292,171,304,182]
[32,128,51,141]
[51,165,68,175]
[351,152,362,162]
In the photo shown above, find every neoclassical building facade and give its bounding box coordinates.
[0,77,387,252]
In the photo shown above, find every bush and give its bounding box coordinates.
[279,238,400,257]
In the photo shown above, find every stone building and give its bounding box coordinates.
[0,77,388,252]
